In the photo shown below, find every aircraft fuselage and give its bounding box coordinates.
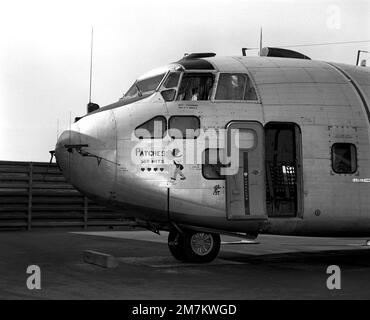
[55,55,370,239]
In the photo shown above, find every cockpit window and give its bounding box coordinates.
[176,73,214,101]
[215,73,258,101]
[163,72,181,88]
[124,73,166,100]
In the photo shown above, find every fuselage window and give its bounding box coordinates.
[202,149,226,180]
[168,116,200,139]
[176,73,214,101]
[135,116,167,139]
[331,143,357,174]
[215,73,257,101]
[124,73,166,100]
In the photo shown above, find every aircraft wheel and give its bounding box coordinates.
[168,229,186,261]
[183,231,221,263]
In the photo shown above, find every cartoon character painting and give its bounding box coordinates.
[170,148,186,181]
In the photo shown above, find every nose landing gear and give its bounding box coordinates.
[168,229,221,263]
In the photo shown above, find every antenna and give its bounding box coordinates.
[86,27,100,114]
[89,27,94,104]
[56,118,60,140]
[69,112,72,146]
[259,27,263,56]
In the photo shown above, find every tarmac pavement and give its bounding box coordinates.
[0,229,369,299]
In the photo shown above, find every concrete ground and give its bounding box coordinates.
[0,229,369,299]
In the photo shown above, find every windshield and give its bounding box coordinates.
[123,72,166,100]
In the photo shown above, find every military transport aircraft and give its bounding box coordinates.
[55,48,370,263]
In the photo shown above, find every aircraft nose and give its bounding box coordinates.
[55,130,72,181]
[54,113,117,200]
[55,128,81,182]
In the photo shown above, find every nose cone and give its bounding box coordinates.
[55,127,81,182]
[55,130,72,181]
[54,113,117,202]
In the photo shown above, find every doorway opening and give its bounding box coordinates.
[265,123,302,217]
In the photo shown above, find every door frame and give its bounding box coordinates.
[225,121,266,220]
[264,121,304,218]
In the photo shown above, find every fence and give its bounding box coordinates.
[0,161,130,229]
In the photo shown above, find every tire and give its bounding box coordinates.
[168,229,186,261]
[183,231,221,263]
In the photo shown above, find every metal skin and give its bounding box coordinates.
[55,56,370,238]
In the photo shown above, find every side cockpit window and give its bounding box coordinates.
[163,72,181,89]
[176,73,214,101]
[135,116,167,139]
[160,72,181,102]
[215,73,257,101]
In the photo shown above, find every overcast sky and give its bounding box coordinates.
[1,0,369,162]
